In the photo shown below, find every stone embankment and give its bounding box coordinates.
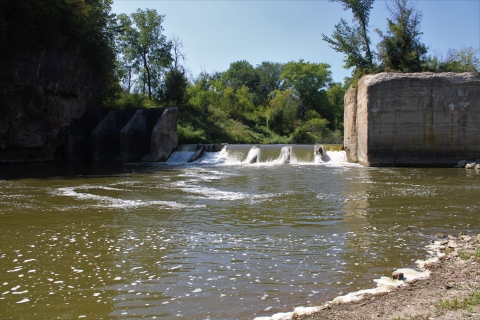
[257,233,480,320]
[345,72,480,167]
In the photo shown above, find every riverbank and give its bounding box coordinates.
[260,233,480,320]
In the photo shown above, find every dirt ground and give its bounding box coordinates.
[291,233,480,320]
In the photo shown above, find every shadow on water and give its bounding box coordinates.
[0,162,180,180]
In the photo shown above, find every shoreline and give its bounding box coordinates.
[255,233,480,320]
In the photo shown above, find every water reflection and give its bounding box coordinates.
[1,163,480,319]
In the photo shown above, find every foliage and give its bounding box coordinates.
[266,89,298,136]
[255,61,286,106]
[223,60,260,92]
[162,69,189,106]
[323,0,375,75]
[0,0,116,75]
[423,46,480,73]
[281,60,333,120]
[326,83,347,130]
[376,0,427,72]
[116,9,172,100]
[179,60,343,144]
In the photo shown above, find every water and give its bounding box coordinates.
[1,147,480,319]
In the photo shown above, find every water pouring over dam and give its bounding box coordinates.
[167,144,348,165]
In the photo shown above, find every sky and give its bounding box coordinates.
[111,0,480,83]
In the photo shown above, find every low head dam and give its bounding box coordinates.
[344,72,480,167]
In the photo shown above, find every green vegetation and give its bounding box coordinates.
[0,0,116,75]
[3,0,478,145]
[323,0,480,85]
[436,291,480,312]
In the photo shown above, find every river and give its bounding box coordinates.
[1,146,479,319]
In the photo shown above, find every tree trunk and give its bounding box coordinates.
[142,51,152,100]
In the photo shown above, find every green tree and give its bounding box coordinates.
[117,9,172,100]
[266,89,297,135]
[0,0,116,74]
[322,0,375,73]
[280,60,332,120]
[223,60,260,92]
[255,61,286,106]
[326,83,346,130]
[376,0,427,72]
[424,46,480,73]
[162,35,188,106]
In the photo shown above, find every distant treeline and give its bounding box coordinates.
[1,0,478,145]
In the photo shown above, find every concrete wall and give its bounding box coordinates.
[120,108,165,162]
[345,72,480,167]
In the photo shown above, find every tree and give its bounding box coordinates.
[280,60,332,120]
[424,46,480,73]
[326,83,346,130]
[223,60,260,92]
[322,0,375,73]
[255,61,286,106]
[376,0,427,72]
[0,0,116,74]
[266,89,297,135]
[117,9,172,100]
[162,35,188,105]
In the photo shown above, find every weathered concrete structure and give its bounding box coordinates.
[344,72,480,167]
[120,108,165,162]
[150,107,179,162]
[91,109,137,162]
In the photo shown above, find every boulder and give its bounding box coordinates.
[151,107,178,162]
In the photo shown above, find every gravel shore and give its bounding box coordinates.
[258,233,480,320]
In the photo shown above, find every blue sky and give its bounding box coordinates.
[111,0,480,83]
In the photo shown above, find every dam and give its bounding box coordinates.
[344,72,480,167]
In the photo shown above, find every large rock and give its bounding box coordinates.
[0,42,107,163]
[151,107,179,162]
[345,72,480,167]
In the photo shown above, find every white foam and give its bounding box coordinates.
[254,240,439,320]
[167,151,196,163]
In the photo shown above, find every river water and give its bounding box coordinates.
[1,146,480,319]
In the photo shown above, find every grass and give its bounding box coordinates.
[458,250,470,261]
[436,291,480,312]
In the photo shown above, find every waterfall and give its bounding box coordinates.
[167,151,195,163]
[245,146,260,163]
[166,144,349,165]
[276,146,291,164]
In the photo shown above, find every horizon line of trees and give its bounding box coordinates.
[1,0,479,144]
[322,0,480,86]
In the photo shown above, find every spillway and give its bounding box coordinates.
[167,144,347,165]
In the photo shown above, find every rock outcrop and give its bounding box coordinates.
[0,44,106,163]
[345,72,480,167]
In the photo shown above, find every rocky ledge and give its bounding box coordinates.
[0,39,107,163]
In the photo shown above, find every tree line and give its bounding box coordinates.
[323,0,480,85]
[1,0,478,145]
